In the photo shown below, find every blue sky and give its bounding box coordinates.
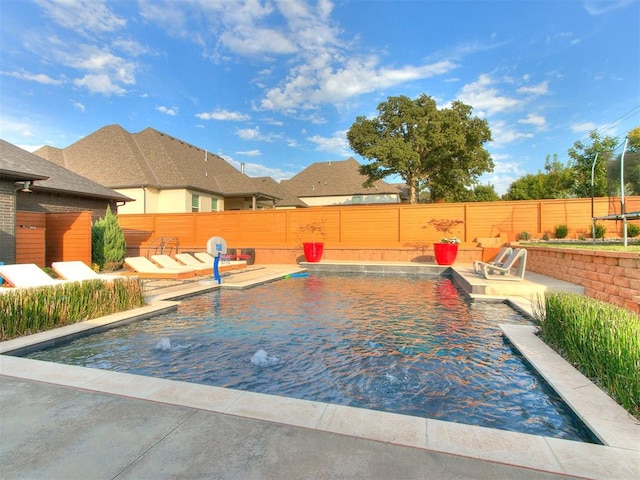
[1,0,638,194]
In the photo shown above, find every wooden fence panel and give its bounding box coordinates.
[399,206,431,245]
[288,209,342,244]
[236,210,289,244]
[15,211,46,266]
[45,211,92,265]
[153,214,197,245]
[340,206,399,245]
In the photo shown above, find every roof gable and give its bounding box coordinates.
[35,125,267,197]
[1,139,131,201]
[281,157,397,197]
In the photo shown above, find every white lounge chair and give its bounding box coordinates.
[52,261,121,282]
[0,263,68,288]
[473,246,513,274]
[151,254,211,275]
[194,251,216,264]
[175,252,208,267]
[193,251,249,273]
[124,256,196,279]
[477,248,528,281]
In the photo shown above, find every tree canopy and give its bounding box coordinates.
[568,130,618,198]
[504,154,574,200]
[347,94,493,204]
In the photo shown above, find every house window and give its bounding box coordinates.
[192,194,200,212]
[353,195,363,204]
[211,198,218,211]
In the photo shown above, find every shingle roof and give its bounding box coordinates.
[0,139,131,202]
[249,177,308,207]
[35,125,276,199]
[280,157,398,197]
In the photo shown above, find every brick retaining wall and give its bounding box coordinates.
[524,247,640,313]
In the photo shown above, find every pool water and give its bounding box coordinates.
[24,274,597,442]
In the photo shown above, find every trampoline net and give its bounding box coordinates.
[604,141,640,201]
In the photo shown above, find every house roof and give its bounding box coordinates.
[0,139,132,202]
[280,157,399,197]
[249,177,308,208]
[35,125,279,201]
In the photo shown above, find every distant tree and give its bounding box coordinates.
[627,126,640,151]
[503,154,573,200]
[504,173,547,200]
[347,94,493,204]
[470,184,501,202]
[568,130,618,198]
[607,126,640,196]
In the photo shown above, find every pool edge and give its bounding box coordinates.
[1,264,638,479]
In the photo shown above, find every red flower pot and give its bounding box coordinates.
[433,243,458,265]
[303,242,324,262]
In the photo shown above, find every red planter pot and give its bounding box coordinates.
[433,243,458,265]
[303,242,324,262]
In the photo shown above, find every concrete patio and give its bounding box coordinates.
[0,263,638,479]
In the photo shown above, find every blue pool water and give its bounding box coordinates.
[24,274,597,443]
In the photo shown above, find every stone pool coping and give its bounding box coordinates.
[1,263,638,479]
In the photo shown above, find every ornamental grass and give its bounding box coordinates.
[0,278,146,341]
[535,292,640,418]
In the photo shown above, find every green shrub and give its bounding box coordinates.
[591,223,606,239]
[0,278,145,340]
[627,223,640,238]
[92,205,126,269]
[535,292,640,417]
[516,231,530,241]
[554,224,568,239]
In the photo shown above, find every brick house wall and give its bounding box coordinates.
[0,179,17,264]
[525,247,640,313]
[16,191,117,222]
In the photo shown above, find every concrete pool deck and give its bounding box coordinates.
[1,263,638,479]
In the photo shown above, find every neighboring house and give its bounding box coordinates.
[250,176,308,209]
[35,125,289,213]
[280,158,403,206]
[0,139,132,266]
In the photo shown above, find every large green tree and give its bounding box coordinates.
[347,94,493,203]
[568,130,618,198]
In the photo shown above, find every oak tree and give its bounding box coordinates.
[347,94,493,203]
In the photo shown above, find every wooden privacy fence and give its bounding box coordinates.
[118,197,640,257]
[16,210,92,267]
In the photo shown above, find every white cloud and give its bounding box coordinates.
[71,48,136,84]
[157,106,178,116]
[5,71,63,85]
[36,0,126,36]
[584,0,634,15]
[490,120,534,146]
[73,74,125,95]
[72,101,85,112]
[261,58,456,112]
[236,126,280,142]
[196,109,250,121]
[480,158,528,195]
[458,74,520,116]
[60,46,137,94]
[570,121,597,133]
[219,153,296,181]
[518,113,546,128]
[235,149,261,156]
[0,118,37,142]
[307,130,350,157]
[517,81,549,95]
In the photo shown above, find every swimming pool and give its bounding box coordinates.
[23,273,596,443]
